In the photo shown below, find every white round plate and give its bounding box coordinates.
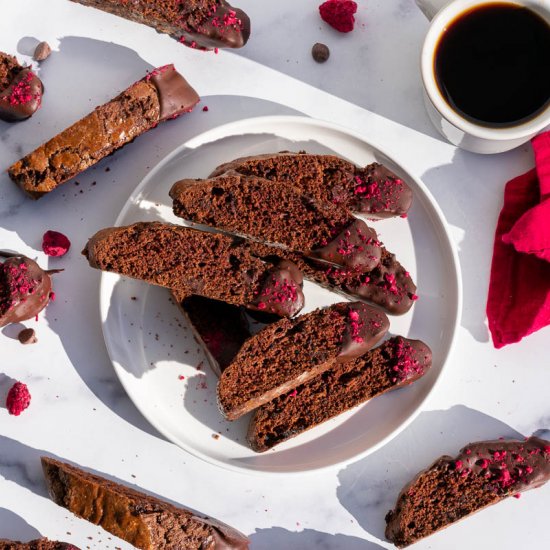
[100,115,461,475]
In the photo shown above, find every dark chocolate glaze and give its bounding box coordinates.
[0,254,52,327]
[311,218,381,272]
[180,3,251,50]
[249,259,304,317]
[387,337,432,386]
[350,163,413,219]
[338,302,389,361]
[148,64,200,120]
[0,67,43,122]
[194,517,249,550]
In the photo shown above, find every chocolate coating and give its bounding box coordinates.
[148,65,200,120]
[0,64,43,122]
[195,517,250,550]
[339,302,389,361]
[249,259,304,317]
[0,540,80,550]
[311,218,382,272]
[0,254,52,327]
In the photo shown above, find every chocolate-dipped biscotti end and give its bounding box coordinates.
[41,457,249,550]
[0,52,43,122]
[385,436,550,548]
[0,540,80,550]
[8,65,198,199]
[248,336,432,452]
[0,252,54,327]
[69,0,250,51]
[217,301,389,420]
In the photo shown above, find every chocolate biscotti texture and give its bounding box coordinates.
[217,302,390,420]
[41,457,249,550]
[0,52,43,122]
[8,65,199,199]
[385,436,550,547]
[248,336,432,451]
[69,0,250,50]
[0,540,79,550]
[211,152,413,218]
[83,222,304,317]
[170,172,383,272]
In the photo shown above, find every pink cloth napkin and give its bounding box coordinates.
[487,131,550,348]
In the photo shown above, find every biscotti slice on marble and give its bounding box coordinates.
[0,540,79,550]
[8,65,198,199]
[217,302,390,420]
[83,222,304,318]
[248,336,432,452]
[385,436,550,548]
[170,172,383,272]
[41,457,249,550]
[0,52,43,122]
[211,152,413,219]
[245,240,417,315]
[69,0,250,51]
[172,290,251,376]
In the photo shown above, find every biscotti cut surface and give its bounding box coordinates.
[69,0,250,50]
[41,457,249,550]
[170,172,383,272]
[83,222,304,317]
[248,336,432,451]
[8,65,198,199]
[0,540,79,550]
[211,152,413,218]
[217,302,390,420]
[385,436,550,548]
[0,52,43,122]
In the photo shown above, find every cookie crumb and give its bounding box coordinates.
[18,327,37,345]
[312,42,330,63]
[33,41,52,61]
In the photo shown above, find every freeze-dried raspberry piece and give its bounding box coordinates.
[42,230,71,257]
[6,381,31,415]
[319,0,357,33]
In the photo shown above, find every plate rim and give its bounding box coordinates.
[99,114,463,476]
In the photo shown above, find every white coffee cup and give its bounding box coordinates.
[417,0,550,154]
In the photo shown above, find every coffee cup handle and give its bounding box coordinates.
[415,0,452,20]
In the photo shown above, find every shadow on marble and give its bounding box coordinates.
[336,405,523,541]
[249,527,385,549]
[0,373,18,410]
[419,145,534,343]
[0,508,41,541]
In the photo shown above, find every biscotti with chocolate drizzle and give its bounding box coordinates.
[41,457,249,550]
[69,0,250,50]
[83,222,304,317]
[211,152,413,218]
[170,172,383,272]
[385,436,550,547]
[248,336,432,451]
[217,302,389,420]
[0,52,43,122]
[8,65,199,199]
[0,541,78,550]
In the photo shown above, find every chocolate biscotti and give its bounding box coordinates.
[217,302,390,420]
[41,457,249,550]
[0,540,78,550]
[211,152,413,218]
[170,172,383,272]
[0,52,43,122]
[248,336,432,451]
[385,436,550,548]
[83,222,304,317]
[69,0,250,50]
[8,65,199,199]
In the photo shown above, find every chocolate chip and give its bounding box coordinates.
[312,42,330,63]
[18,328,37,345]
[33,41,51,62]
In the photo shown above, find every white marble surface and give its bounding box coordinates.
[0,0,549,548]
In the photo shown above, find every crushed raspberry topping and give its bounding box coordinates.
[348,307,364,343]
[42,230,71,257]
[145,64,173,81]
[390,338,425,383]
[1,71,40,106]
[256,275,300,308]
[289,389,298,398]
[0,261,43,315]
[319,0,358,33]
[6,381,31,416]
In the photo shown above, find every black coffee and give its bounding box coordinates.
[434,3,550,127]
